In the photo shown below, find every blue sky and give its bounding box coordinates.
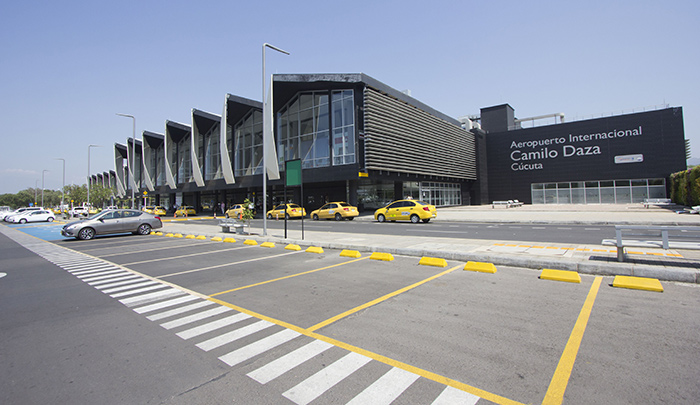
[1,0,698,194]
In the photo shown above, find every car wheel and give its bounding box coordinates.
[410,214,420,223]
[136,223,152,235]
[78,227,95,240]
[313,214,319,220]
[225,213,229,218]
[19,218,27,224]
[377,214,386,223]
[335,213,342,221]
[422,218,430,223]
[47,217,54,222]
[267,214,272,219]
[285,213,290,220]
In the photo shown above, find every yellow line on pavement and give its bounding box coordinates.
[210,256,369,297]
[306,264,461,333]
[543,276,602,405]
[208,296,524,405]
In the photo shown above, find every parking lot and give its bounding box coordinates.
[28,229,697,405]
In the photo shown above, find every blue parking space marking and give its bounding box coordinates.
[6,223,68,241]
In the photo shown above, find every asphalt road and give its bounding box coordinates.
[187,218,614,245]
[2,226,699,404]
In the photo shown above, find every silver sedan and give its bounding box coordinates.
[61,209,162,240]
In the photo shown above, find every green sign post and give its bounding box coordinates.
[285,159,303,239]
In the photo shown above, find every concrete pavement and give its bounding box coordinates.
[160,204,700,284]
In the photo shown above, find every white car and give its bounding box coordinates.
[70,207,89,217]
[8,209,55,224]
[2,207,43,222]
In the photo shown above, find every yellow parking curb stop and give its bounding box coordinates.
[464,261,497,273]
[370,252,394,261]
[211,236,222,242]
[223,237,236,243]
[340,249,361,258]
[539,268,581,283]
[173,233,183,238]
[185,234,195,239]
[165,233,174,237]
[195,235,206,240]
[244,239,258,246]
[306,246,324,254]
[419,257,447,267]
[285,244,302,251]
[612,275,664,292]
[261,242,275,248]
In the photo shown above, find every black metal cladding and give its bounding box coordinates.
[486,107,686,203]
[363,87,476,180]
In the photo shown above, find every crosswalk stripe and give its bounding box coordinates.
[218,329,300,367]
[346,367,419,405]
[431,386,480,405]
[196,320,274,352]
[247,340,334,384]
[160,306,233,330]
[120,288,184,306]
[101,280,158,294]
[89,274,140,286]
[80,271,130,282]
[133,295,199,314]
[282,351,372,405]
[146,300,215,321]
[78,269,126,279]
[91,277,149,290]
[69,265,116,274]
[110,284,169,298]
[176,312,252,340]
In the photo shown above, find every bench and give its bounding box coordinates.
[643,198,672,208]
[492,200,523,208]
[218,218,249,235]
[602,225,700,262]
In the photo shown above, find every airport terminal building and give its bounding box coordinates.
[93,73,687,212]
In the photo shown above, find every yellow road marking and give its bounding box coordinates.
[306,265,461,333]
[543,276,602,405]
[208,295,524,405]
[209,256,369,297]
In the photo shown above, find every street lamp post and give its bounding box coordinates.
[87,144,101,208]
[55,158,65,210]
[41,169,49,207]
[262,43,289,236]
[35,180,39,205]
[116,113,136,209]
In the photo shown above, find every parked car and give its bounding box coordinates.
[70,206,89,217]
[267,203,306,219]
[143,206,155,214]
[7,209,55,224]
[3,207,43,222]
[174,206,196,217]
[374,199,437,223]
[225,204,245,219]
[60,209,162,240]
[153,206,167,216]
[311,202,358,221]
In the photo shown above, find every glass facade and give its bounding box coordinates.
[177,137,192,184]
[358,180,461,210]
[234,110,263,177]
[531,178,666,204]
[199,123,222,181]
[277,90,354,170]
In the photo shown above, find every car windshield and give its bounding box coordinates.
[339,203,352,207]
[416,201,430,206]
[289,204,300,209]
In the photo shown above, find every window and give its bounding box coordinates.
[234,110,263,177]
[531,178,666,204]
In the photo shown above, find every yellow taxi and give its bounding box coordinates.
[266,203,306,219]
[374,199,437,223]
[225,204,245,219]
[153,206,167,216]
[88,206,99,215]
[311,202,359,221]
[143,206,155,214]
[174,205,196,217]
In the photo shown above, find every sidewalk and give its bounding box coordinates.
[160,204,700,284]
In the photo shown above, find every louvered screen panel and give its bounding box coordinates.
[364,87,476,180]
